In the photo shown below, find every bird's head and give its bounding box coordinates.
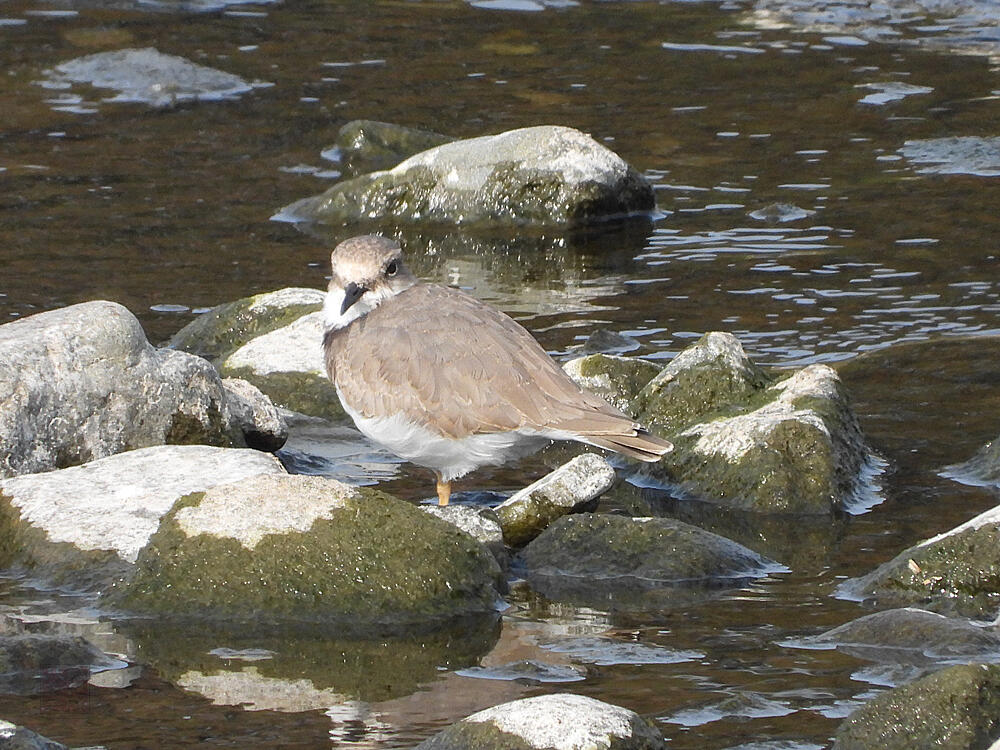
[323,235,418,330]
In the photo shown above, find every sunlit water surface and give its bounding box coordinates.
[1,0,999,747]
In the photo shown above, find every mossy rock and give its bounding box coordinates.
[333,119,455,176]
[518,513,780,608]
[278,125,654,228]
[840,508,1000,619]
[105,475,504,631]
[166,287,324,367]
[833,663,1000,749]
[562,354,661,415]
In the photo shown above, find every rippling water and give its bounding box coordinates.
[1,0,999,747]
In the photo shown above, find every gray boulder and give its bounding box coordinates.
[839,503,1000,619]
[494,453,616,547]
[833,663,1000,749]
[415,693,665,750]
[277,125,655,227]
[106,474,504,630]
[0,445,286,588]
[519,513,781,608]
[0,301,286,478]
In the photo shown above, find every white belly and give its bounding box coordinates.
[337,388,551,481]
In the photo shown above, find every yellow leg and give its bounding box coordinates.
[436,478,451,506]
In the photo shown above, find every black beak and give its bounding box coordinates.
[341,281,367,315]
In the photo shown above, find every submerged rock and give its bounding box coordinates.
[899,137,1000,177]
[792,608,1000,664]
[747,202,816,223]
[0,634,122,695]
[0,301,285,479]
[107,474,504,630]
[832,663,1000,749]
[839,504,1000,619]
[276,125,655,227]
[329,119,455,176]
[495,453,615,547]
[0,445,286,589]
[519,513,781,608]
[42,47,270,108]
[415,693,665,750]
[943,432,1000,487]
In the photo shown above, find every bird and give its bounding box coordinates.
[322,235,673,506]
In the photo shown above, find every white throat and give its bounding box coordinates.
[323,283,399,332]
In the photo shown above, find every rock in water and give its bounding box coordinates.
[0,301,285,478]
[276,125,654,227]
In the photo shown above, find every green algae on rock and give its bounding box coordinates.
[106,474,504,630]
[167,287,324,367]
[562,354,661,415]
[519,513,781,608]
[276,125,655,228]
[331,119,455,176]
[583,332,879,515]
[833,663,1000,750]
[839,504,1000,619]
[495,453,616,548]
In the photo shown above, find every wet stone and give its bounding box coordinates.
[832,663,1000,749]
[838,504,1000,619]
[580,328,641,355]
[494,453,616,547]
[414,693,665,750]
[330,119,455,176]
[277,125,655,228]
[747,202,816,223]
[421,504,507,569]
[562,353,661,415]
[106,474,505,630]
[455,660,585,683]
[943,431,1000,487]
[0,634,122,695]
[518,513,781,608]
[41,47,271,109]
[790,608,1000,664]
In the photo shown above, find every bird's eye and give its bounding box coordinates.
[386,261,398,276]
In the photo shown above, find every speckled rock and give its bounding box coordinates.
[833,663,1000,749]
[633,333,878,514]
[562,354,661,414]
[106,474,504,630]
[331,119,455,176]
[422,504,507,568]
[0,720,69,750]
[220,311,344,420]
[414,693,665,750]
[0,634,122,695]
[167,287,324,367]
[276,125,655,227]
[220,378,288,452]
[0,301,284,479]
[495,453,616,547]
[838,504,1000,619]
[519,513,781,608]
[0,445,286,589]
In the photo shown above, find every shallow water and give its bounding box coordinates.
[1,0,1000,747]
